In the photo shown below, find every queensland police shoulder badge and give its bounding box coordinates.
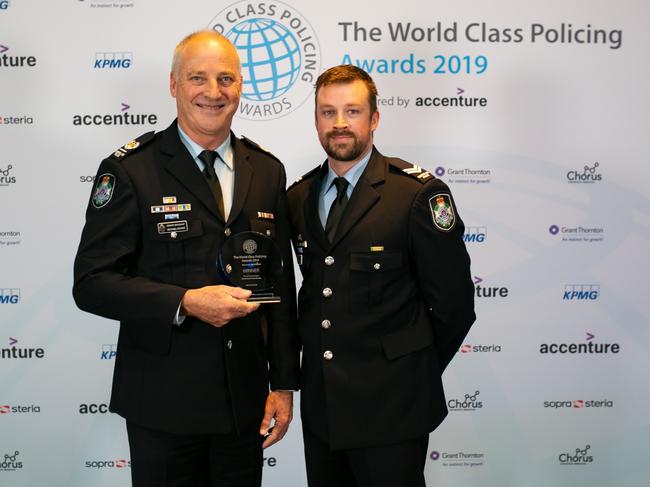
[92,173,116,209]
[429,193,455,231]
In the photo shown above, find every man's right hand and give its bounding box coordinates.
[181,285,260,327]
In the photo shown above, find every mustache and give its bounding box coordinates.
[327,130,356,139]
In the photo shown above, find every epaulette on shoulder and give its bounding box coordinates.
[389,158,435,183]
[288,165,320,191]
[109,131,155,161]
[240,135,281,164]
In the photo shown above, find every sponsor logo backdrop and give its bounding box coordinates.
[0,1,648,486]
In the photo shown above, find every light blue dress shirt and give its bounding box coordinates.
[318,150,373,227]
[173,126,236,325]
[177,125,235,220]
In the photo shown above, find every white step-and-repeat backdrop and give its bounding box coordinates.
[1,1,648,486]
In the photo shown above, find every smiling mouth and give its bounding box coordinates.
[197,102,225,111]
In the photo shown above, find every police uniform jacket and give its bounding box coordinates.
[287,147,475,450]
[73,120,300,435]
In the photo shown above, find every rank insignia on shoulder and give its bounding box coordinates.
[402,163,433,182]
[240,136,281,163]
[110,131,154,160]
[92,173,116,209]
[429,193,456,232]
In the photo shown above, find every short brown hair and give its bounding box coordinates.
[315,65,378,114]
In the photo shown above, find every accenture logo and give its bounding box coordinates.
[94,52,132,69]
[79,403,111,414]
[539,332,620,355]
[0,44,36,67]
[0,338,45,359]
[73,102,157,126]
[563,284,599,301]
[474,276,508,298]
[543,399,613,409]
[209,0,321,120]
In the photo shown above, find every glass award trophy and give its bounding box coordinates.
[218,231,283,303]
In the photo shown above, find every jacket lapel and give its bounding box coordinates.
[227,136,253,226]
[161,121,223,221]
[329,147,386,248]
[304,162,330,250]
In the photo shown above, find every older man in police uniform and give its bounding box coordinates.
[287,65,475,487]
[73,31,299,487]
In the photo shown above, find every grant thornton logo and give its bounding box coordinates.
[209,1,321,120]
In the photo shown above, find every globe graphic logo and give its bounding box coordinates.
[225,18,302,102]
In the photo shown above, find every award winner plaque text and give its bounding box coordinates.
[218,231,283,303]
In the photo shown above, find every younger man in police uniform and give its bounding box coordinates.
[288,65,475,487]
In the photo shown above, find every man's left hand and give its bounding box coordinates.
[260,390,293,449]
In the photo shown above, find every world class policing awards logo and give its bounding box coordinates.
[209,1,321,120]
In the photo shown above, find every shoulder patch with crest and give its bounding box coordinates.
[92,173,116,209]
[240,135,281,164]
[109,131,155,161]
[288,165,321,191]
[388,158,434,183]
[429,193,456,232]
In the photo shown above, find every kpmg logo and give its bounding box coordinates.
[1,338,46,359]
[459,343,502,353]
[0,288,19,304]
[567,162,602,183]
[463,226,487,243]
[209,1,321,120]
[559,445,593,465]
[0,450,23,472]
[94,52,132,69]
[0,44,36,67]
[549,224,604,242]
[0,404,41,415]
[73,102,157,126]
[0,1,10,11]
[474,276,508,298]
[0,164,16,186]
[429,449,485,467]
[540,332,620,354]
[85,458,131,469]
[563,284,599,301]
[448,390,483,411]
[101,344,117,360]
[543,399,613,409]
[435,165,491,184]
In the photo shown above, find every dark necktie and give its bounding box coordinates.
[198,150,225,218]
[325,177,349,243]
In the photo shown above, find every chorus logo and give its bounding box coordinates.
[559,445,593,465]
[209,1,321,120]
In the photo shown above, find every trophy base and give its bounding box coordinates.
[248,293,281,304]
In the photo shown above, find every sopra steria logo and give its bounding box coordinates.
[208,1,321,120]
